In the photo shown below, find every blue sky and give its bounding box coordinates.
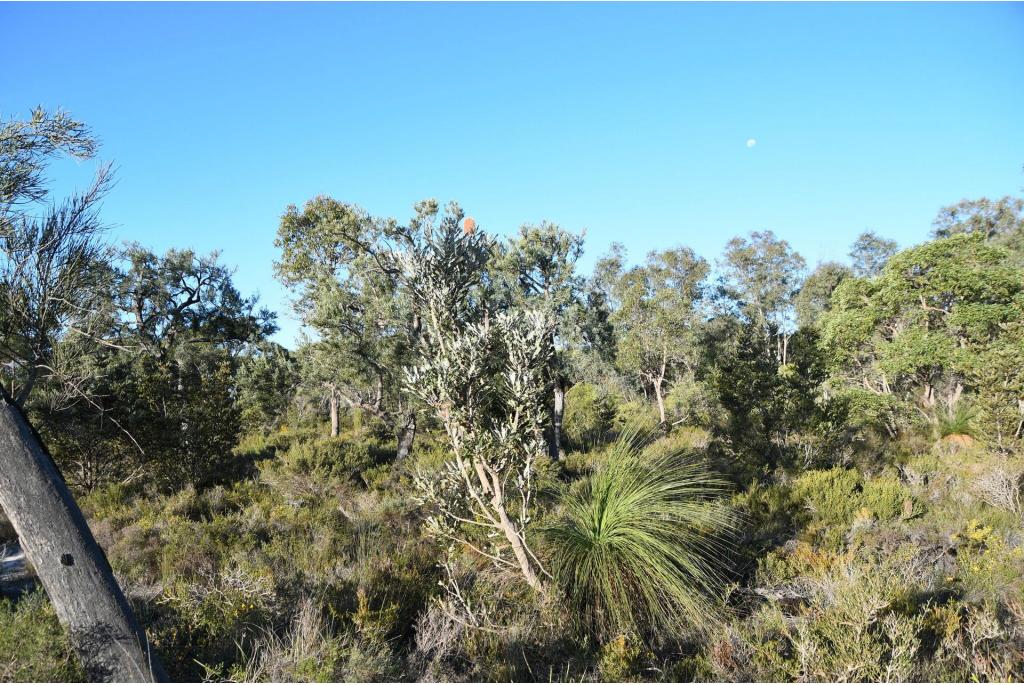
[3,2,1023,346]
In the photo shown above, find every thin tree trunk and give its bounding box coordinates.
[12,364,38,408]
[0,390,165,682]
[550,379,565,461]
[654,378,667,424]
[396,414,416,461]
[329,392,339,438]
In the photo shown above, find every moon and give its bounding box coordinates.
[746,138,757,148]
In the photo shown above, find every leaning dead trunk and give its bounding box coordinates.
[0,390,165,682]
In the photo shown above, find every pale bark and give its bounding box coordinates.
[329,392,339,437]
[0,390,165,682]
[550,380,565,461]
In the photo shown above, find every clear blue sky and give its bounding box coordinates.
[3,2,1023,346]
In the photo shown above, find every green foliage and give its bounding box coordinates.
[7,108,1024,682]
[544,433,734,639]
[794,261,851,328]
[849,230,898,278]
[562,382,616,448]
[719,230,805,338]
[0,592,84,682]
[935,401,978,439]
[237,342,299,434]
[612,399,661,436]
[597,244,709,422]
[819,232,1024,444]
[792,467,913,528]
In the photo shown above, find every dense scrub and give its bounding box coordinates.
[5,413,1024,681]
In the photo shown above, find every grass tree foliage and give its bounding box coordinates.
[544,431,734,639]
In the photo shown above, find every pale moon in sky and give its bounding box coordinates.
[746,138,757,148]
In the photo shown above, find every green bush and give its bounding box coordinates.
[0,592,84,682]
[612,400,661,436]
[563,382,617,449]
[792,468,913,528]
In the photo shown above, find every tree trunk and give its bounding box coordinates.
[329,392,339,438]
[0,390,165,682]
[653,379,667,424]
[549,380,566,461]
[12,364,38,408]
[396,414,416,461]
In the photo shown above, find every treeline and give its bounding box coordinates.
[5,112,1021,495]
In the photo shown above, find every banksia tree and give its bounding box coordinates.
[400,208,552,592]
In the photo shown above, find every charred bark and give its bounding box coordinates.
[396,414,416,461]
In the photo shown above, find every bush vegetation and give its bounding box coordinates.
[1,107,1023,681]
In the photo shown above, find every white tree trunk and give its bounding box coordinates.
[550,380,565,461]
[654,378,667,424]
[329,392,339,437]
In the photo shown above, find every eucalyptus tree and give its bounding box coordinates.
[275,196,424,453]
[819,233,1024,442]
[719,230,806,365]
[598,245,709,424]
[932,196,1024,263]
[794,261,852,329]
[849,231,898,278]
[494,222,584,459]
[932,196,1024,242]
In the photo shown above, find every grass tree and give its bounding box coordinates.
[544,431,734,639]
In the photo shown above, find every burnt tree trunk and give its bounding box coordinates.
[0,390,165,682]
[396,414,416,461]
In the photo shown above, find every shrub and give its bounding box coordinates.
[664,375,723,428]
[543,432,735,640]
[612,400,661,436]
[792,468,913,528]
[0,591,84,682]
[791,468,863,526]
[562,382,617,449]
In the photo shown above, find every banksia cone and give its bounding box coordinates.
[463,217,477,236]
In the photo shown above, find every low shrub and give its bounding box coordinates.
[0,591,84,682]
[562,382,617,449]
